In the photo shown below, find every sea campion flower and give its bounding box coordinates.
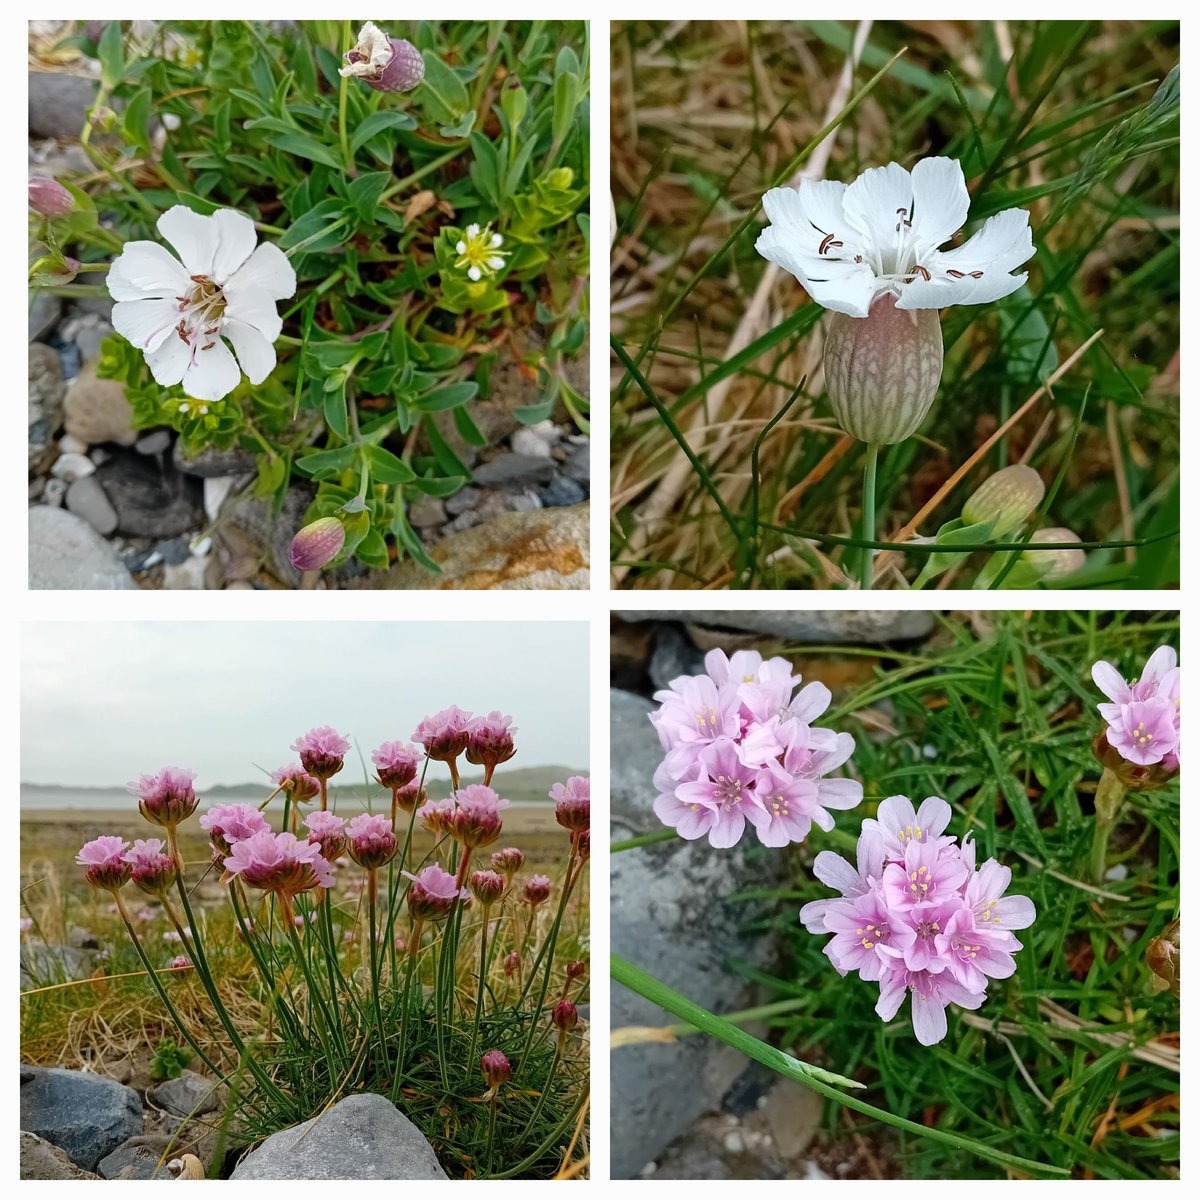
[199,803,270,859]
[288,517,345,572]
[491,847,524,881]
[304,811,348,863]
[523,875,552,907]
[339,22,425,93]
[801,796,1035,1046]
[465,712,517,778]
[107,206,296,402]
[1022,528,1085,581]
[552,776,591,835]
[290,727,351,782]
[652,649,863,849]
[272,765,321,805]
[127,768,199,831]
[412,706,472,764]
[29,176,74,217]
[124,838,178,897]
[224,831,335,911]
[1092,646,1180,768]
[372,742,420,789]
[454,224,508,282]
[404,864,466,920]
[76,836,132,893]
[345,813,399,870]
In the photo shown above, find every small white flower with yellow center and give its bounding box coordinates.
[454,223,508,282]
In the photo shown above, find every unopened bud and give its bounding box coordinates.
[824,294,943,445]
[480,1048,511,1090]
[1145,917,1179,997]
[471,869,505,907]
[29,177,75,217]
[551,998,579,1033]
[288,516,345,571]
[1022,528,1084,581]
[339,22,425,94]
[503,951,520,977]
[566,959,586,981]
[962,465,1044,535]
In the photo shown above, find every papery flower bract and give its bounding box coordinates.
[1092,646,1180,767]
[465,712,517,773]
[124,838,178,896]
[523,875,552,907]
[29,176,74,217]
[76,836,132,892]
[107,205,296,402]
[371,741,420,789]
[127,767,198,831]
[345,813,398,870]
[339,21,425,93]
[288,517,345,572]
[223,830,334,899]
[290,727,351,781]
[304,811,348,863]
[271,764,322,804]
[412,706,473,762]
[471,869,505,907]
[1022,528,1085,581]
[199,803,270,859]
[454,224,509,282]
[490,847,525,880]
[404,864,466,920]
[552,775,591,833]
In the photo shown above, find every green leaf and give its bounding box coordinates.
[323,385,349,440]
[414,382,479,412]
[362,444,416,484]
[98,21,125,90]
[262,131,344,170]
[121,86,153,153]
[392,506,440,573]
[418,53,471,124]
[348,109,416,154]
[355,526,391,570]
[347,171,392,223]
[413,474,468,498]
[293,445,356,477]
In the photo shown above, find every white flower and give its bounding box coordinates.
[107,205,296,402]
[756,157,1034,319]
[453,222,508,283]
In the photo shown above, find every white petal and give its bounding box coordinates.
[466,223,480,237]
[227,241,296,301]
[223,318,277,385]
[1091,660,1129,705]
[909,157,969,258]
[182,337,241,401]
[106,241,190,301]
[112,297,183,352]
[144,330,191,386]
[157,205,220,277]
[223,285,283,342]
[487,256,505,270]
[210,209,258,285]
[843,161,914,263]
[468,266,481,281]
[911,995,948,1046]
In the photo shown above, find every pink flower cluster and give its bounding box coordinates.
[345,813,398,869]
[411,706,473,762]
[224,830,336,899]
[465,712,517,774]
[418,784,510,848]
[271,764,321,804]
[404,863,468,920]
[1092,646,1180,768]
[371,741,420,789]
[801,796,1035,1046]
[200,803,270,859]
[290,727,351,781]
[651,649,863,848]
[127,767,198,829]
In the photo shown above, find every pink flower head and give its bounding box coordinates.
[703,648,798,692]
[163,930,183,943]
[403,863,465,921]
[418,796,457,834]
[345,813,398,870]
[170,955,192,969]
[503,951,520,976]
[290,727,351,781]
[20,917,33,932]
[271,765,322,804]
[465,711,517,773]
[860,795,956,861]
[649,674,741,775]
[372,741,420,789]
[523,874,552,907]
[224,830,335,902]
[881,837,970,913]
[471,869,505,907]
[394,779,427,814]
[480,1048,511,1090]
[127,767,198,830]
[446,784,509,848]
[551,998,579,1032]
[76,836,132,892]
[411,706,472,763]
[1092,646,1180,767]
[124,838,178,897]
[876,959,986,1047]
[304,810,349,863]
[658,739,762,849]
[199,803,271,859]
[552,776,591,835]
[491,847,525,880]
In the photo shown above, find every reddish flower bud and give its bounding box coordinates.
[503,951,520,977]
[551,998,579,1033]
[523,875,552,907]
[490,847,524,880]
[471,869,505,907]
[566,959,587,981]
[288,517,345,572]
[29,176,75,217]
[480,1048,511,1090]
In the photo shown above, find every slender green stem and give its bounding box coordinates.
[337,22,354,174]
[522,1038,563,1138]
[485,1094,499,1175]
[367,871,387,1062]
[859,442,879,590]
[610,828,676,853]
[467,906,490,1073]
[611,953,1068,1177]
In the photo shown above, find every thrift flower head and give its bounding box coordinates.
[1092,646,1180,767]
[170,955,192,969]
[224,830,335,902]
[345,813,398,870]
[454,224,508,282]
[652,649,862,849]
[446,785,509,848]
[418,796,456,834]
[503,951,520,976]
[290,727,351,781]
[801,796,1035,1046]
[372,741,420,790]
[107,206,296,402]
[128,767,199,830]
[465,712,517,774]
[567,959,587,981]
[480,1048,511,1092]
[523,874,552,907]
[76,836,132,892]
[552,776,591,834]
[199,803,270,859]
[20,917,33,932]
[394,779,427,814]
[339,22,425,93]
[29,176,74,217]
[491,847,525,880]
[124,838,178,896]
[272,765,321,805]
[304,811,348,863]
[412,706,472,762]
[404,863,465,920]
[471,869,505,907]
[551,998,579,1033]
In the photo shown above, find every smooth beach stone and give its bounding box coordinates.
[28,505,136,589]
[618,609,935,644]
[230,1093,448,1179]
[146,1069,221,1117]
[20,1065,143,1171]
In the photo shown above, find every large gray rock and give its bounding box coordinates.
[147,1069,220,1117]
[618,610,934,644]
[28,72,98,139]
[97,1134,174,1180]
[20,1066,144,1171]
[20,1131,99,1179]
[610,689,786,1179]
[20,942,90,988]
[28,505,136,589]
[230,1093,447,1180]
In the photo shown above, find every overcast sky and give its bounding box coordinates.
[21,621,589,787]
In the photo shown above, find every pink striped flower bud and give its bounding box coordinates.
[272,764,322,805]
[566,959,587,982]
[465,711,517,775]
[288,517,345,572]
[371,741,420,789]
[551,998,579,1033]
[29,176,74,216]
[490,846,524,881]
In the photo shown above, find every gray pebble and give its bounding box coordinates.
[135,429,172,455]
[66,475,119,535]
[51,452,95,482]
[541,476,586,507]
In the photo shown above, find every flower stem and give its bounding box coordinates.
[1089,768,1128,884]
[466,906,490,1074]
[337,22,355,176]
[859,442,879,590]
